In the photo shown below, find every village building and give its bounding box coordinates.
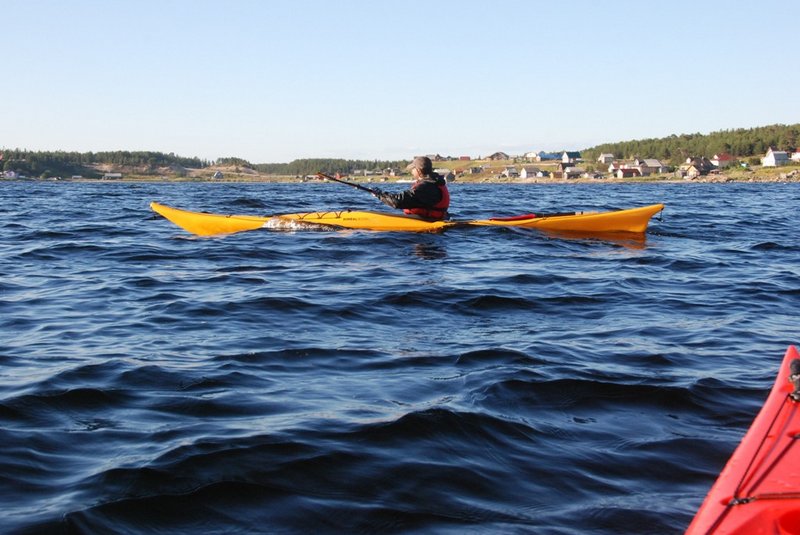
[519,166,542,179]
[684,165,705,179]
[564,167,584,179]
[561,151,581,163]
[616,168,641,179]
[487,151,510,161]
[499,166,519,178]
[633,158,668,175]
[535,151,561,162]
[791,149,800,162]
[762,148,790,167]
[434,168,455,181]
[711,153,735,168]
[680,157,715,178]
[597,153,614,164]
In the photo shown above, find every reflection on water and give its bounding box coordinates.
[412,243,447,259]
[539,229,648,249]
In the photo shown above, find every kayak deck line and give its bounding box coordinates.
[687,345,800,534]
[149,201,664,237]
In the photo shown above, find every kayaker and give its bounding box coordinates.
[374,156,450,220]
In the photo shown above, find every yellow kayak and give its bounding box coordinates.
[150,201,664,237]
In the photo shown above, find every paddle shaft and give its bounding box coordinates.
[316,172,380,195]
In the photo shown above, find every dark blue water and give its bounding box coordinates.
[1,180,797,534]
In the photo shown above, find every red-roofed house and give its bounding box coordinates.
[711,153,735,168]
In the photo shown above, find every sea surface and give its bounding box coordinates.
[1,180,798,534]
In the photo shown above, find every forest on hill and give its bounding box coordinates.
[581,123,799,164]
[0,150,210,178]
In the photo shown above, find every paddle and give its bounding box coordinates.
[315,172,382,197]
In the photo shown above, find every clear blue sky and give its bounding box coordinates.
[3,0,797,163]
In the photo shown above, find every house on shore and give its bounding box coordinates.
[564,167,584,179]
[520,166,548,179]
[500,166,519,178]
[616,168,641,179]
[680,157,716,179]
[762,148,789,167]
[711,153,735,168]
[561,151,581,164]
[434,168,455,181]
[633,158,668,175]
[597,153,614,164]
[791,149,800,162]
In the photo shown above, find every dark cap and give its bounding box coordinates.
[406,156,432,174]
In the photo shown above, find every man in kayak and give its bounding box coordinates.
[374,156,450,220]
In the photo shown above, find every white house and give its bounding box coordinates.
[597,153,614,164]
[791,150,800,162]
[519,166,541,179]
[762,148,789,167]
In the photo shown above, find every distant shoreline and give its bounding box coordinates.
[3,163,799,185]
[7,174,798,185]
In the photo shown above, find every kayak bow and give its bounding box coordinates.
[687,345,800,534]
[149,201,664,236]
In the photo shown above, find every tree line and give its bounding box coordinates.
[1,149,210,177]
[1,149,409,178]
[581,123,799,164]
